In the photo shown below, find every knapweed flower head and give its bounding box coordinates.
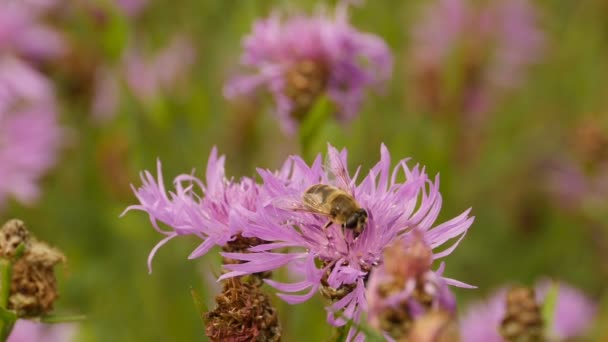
[0,219,66,317]
[205,277,281,342]
[365,233,461,340]
[124,147,273,273]
[409,0,544,116]
[0,56,62,208]
[224,3,392,135]
[219,144,474,340]
[460,280,597,341]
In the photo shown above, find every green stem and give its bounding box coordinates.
[0,259,15,341]
[0,260,10,308]
[298,96,332,162]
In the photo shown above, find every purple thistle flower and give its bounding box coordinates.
[460,280,597,341]
[7,320,76,342]
[224,3,392,135]
[0,56,62,208]
[124,147,272,273]
[218,144,474,339]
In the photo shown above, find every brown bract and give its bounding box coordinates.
[500,286,544,342]
[205,277,281,342]
[0,219,66,317]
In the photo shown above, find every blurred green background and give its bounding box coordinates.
[4,0,608,340]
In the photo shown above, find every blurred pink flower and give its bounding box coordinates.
[460,281,596,341]
[543,158,608,212]
[0,1,65,61]
[409,0,544,117]
[7,320,76,342]
[0,56,62,208]
[116,0,148,17]
[124,36,196,102]
[91,36,196,122]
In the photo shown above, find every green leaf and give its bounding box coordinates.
[541,281,560,335]
[190,287,208,326]
[39,314,87,324]
[11,243,25,262]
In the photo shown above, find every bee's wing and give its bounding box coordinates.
[271,192,332,218]
[324,149,355,196]
[271,193,329,216]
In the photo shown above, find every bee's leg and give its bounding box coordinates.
[323,220,333,229]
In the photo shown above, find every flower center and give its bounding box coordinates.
[284,59,329,120]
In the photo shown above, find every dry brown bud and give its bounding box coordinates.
[499,286,544,342]
[0,219,31,257]
[205,277,281,342]
[0,219,66,317]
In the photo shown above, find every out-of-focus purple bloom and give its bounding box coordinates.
[542,119,608,212]
[7,320,76,342]
[124,36,196,102]
[219,144,474,339]
[116,0,148,17]
[124,147,268,273]
[409,0,544,116]
[90,66,121,124]
[0,56,62,208]
[92,36,196,122]
[0,1,65,62]
[224,4,392,135]
[460,281,597,341]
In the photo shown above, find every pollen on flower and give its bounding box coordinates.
[205,277,281,342]
[0,220,66,317]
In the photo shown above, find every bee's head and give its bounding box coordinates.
[344,209,368,230]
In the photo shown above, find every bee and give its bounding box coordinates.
[301,184,368,235]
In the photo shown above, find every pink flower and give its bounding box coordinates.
[0,57,62,208]
[225,3,392,135]
[460,281,597,341]
[219,144,474,340]
[7,320,76,342]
